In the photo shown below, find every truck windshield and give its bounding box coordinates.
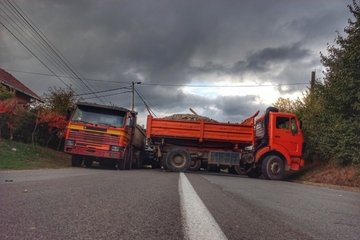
[71,105,126,127]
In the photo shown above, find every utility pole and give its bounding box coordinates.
[310,70,315,94]
[131,81,141,111]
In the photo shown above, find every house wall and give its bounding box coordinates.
[14,92,31,110]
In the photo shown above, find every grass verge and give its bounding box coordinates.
[0,139,71,170]
[285,161,360,189]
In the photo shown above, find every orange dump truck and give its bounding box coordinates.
[64,102,146,170]
[146,107,305,180]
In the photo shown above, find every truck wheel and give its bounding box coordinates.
[84,159,93,168]
[118,149,128,170]
[125,148,133,170]
[234,166,242,175]
[262,155,284,180]
[165,148,191,172]
[118,159,126,170]
[71,155,82,167]
[161,156,169,170]
[188,160,201,171]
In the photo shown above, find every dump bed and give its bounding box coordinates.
[132,124,146,150]
[146,111,259,148]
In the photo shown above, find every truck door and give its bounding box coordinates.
[272,115,302,156]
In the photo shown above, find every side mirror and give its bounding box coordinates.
[130,118,135,127]
[300,120,303,129]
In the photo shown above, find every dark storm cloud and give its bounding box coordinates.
[234,43,310,74]
[132,84,268,123]
[214,95,269,121]
[244,43,310,72]
[279,5,350,44]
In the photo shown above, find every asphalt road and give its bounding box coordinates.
[1,168,359,240]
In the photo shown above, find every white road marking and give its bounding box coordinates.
[179,172,228,240]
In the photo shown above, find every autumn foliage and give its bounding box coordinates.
[36,110,68,136]
[0,98,20,140]
[33,110,68,147]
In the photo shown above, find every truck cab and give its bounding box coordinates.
[64,102,139,170]
[252,108,305,179]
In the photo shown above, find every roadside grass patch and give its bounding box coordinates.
[285,162,360,188]
[0,139,71,170]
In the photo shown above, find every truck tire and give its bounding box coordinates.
[71,155,82,167]
[228,166,242,175]
[161,156,169,170]
[188,160,201,171]
[118,149,128,170]
[125,147,133,170]
[84,158,93,168]
[234,166,242,175]
[262,155,284,180]
[165,148,191,172]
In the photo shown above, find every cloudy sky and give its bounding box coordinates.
[0,0,355,125]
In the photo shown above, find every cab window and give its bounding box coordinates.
[291,118,298,134]
[276,117,290,130]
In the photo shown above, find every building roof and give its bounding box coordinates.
[0,68,41,101]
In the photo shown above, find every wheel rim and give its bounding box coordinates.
[270,162,281,175]
[171,153,186,168]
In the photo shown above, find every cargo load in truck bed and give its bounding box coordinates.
[146,110,259,149]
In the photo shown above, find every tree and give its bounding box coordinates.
[40,86,78,116]
[317,0,360,165]
[0,84,15,101]
[0,98,17,140]
[33,109,68,148]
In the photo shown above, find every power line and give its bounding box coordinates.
[3,69,310,87]
[0,3,85,92]
[134,88,160,118]
[76,86,130,96]
[81,91,132,100]
[0,21,71,88]
[0,1,88,94]
[0,0,107,104]
[6,0,106,104]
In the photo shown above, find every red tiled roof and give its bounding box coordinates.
[0,68,41,101]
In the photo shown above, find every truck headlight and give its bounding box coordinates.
[65,140,75,146]
[110,146,120,151]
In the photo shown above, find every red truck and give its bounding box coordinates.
[146,107,305,180]
[64,102,146,170]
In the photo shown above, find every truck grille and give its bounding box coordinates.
[69,130,120,145]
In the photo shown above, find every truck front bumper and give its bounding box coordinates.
[64,146,123,159]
